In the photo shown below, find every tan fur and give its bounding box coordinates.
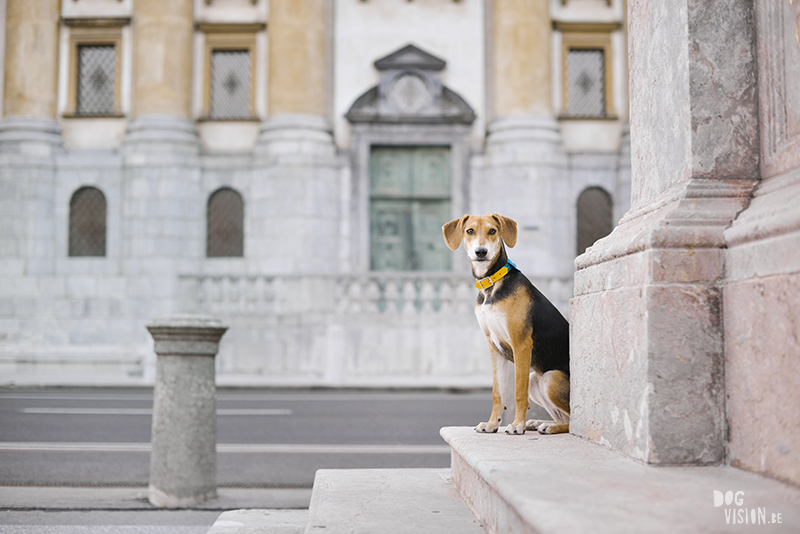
[443,213,570,436]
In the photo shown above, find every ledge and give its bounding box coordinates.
[440,427,800,533]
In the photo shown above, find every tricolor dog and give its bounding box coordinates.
[443,214,570,435]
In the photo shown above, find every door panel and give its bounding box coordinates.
[370,200,412,271]
[370,146,451,271]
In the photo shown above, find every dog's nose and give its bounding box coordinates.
[475,247,488,259]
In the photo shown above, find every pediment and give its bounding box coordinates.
[374,44,446,71]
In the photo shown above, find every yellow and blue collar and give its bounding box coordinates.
[475,260,516,290]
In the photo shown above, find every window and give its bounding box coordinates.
[566,49,605,118]
[559,25,615,119]
[77,45,116,115]
[207,188,244,257]
[369,147,452,271]
[69,187,107,257]
[202,30,257,120]
[210,49,252,119]
[576,187,613,255]
[66,25,123,117]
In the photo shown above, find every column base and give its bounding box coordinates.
[255,114,336,160]
[571,178,756,465]
[122,115,200,155]
[0,116,63,157]
[472,114,571,285]
[484,115,564,164]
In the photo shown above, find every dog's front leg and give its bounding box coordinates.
[505,339,532,435]
[476,346,509,433]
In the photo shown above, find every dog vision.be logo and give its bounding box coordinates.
[713,490,783,525]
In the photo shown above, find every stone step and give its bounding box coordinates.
[207,509,308,534]
[304,468,486,534]
[441,426,800,534]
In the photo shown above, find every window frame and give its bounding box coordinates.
[200,26,259,121]
[558,24,616,120]
[64,23,124,118]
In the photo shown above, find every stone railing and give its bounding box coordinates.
[179,272,572,318]
[176,272,573,386]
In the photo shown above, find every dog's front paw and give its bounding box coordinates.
[504,422,526,435]
[475,421,499,433]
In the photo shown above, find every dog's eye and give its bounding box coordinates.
[466,228,475,235]
[488,229,497,235]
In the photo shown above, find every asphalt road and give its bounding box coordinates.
[0,387,538,489]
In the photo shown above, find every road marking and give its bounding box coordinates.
[0,442,451,455]
[0,392,489,402]
[20,408,292,416]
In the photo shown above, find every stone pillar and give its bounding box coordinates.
[121,0,202,334]
[253,0,340,274]
[0,0,62,154]
[721,0,800,486]
[474,0,569,288]
[124,0,198,151]
[146,316,227,508]
[257,0,333,157]
[570,0,759,464]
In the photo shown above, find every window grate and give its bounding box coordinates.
[210,50,251,119]
[576,187,613,255]
[69,187,107,257]
[566,49,605,118]
[207,188,244,257]
[77,45,116,116]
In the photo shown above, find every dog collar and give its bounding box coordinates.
[475,260,516,290]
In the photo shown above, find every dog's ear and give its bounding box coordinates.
[492,214,518,248]
[443,215,469,251]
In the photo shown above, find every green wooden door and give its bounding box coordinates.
[370,147,451,271]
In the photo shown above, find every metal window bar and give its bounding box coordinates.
[210,50,251,119]
[77,45,116,116]
[207,188,244,257]
[566,49,605,118]
[69,187,107,257]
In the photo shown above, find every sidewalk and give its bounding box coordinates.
[0,486,311,534]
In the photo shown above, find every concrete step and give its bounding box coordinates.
[304,468,486,534]
[207,509,308,534]
[441,426,800,534]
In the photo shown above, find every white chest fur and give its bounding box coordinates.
[475,299,512,354]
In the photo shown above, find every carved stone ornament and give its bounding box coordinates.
[346,44,475,125]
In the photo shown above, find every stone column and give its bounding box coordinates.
[0,0,63,154]
[253,0,340,274]
[124,0,198,151]
[473,0,569,291]
[570,0,759,464]
[122,0,202,331]
[146,316,227,508]
[257,0,334,157]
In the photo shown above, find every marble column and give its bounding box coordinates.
[570,0,759,465]
[253,0,340,274]
[0,0,63,154]
[257,0,334,157]
[124,0,198,151]
[473,0,569,285]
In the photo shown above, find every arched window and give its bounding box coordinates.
[69,186,106,257]
[207,187,244,257]
[576,187,613,256]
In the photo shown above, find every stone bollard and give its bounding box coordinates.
[145,315,228,508]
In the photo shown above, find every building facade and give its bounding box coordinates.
[0,0,630,387]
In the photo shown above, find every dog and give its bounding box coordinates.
[442,214,570,435]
